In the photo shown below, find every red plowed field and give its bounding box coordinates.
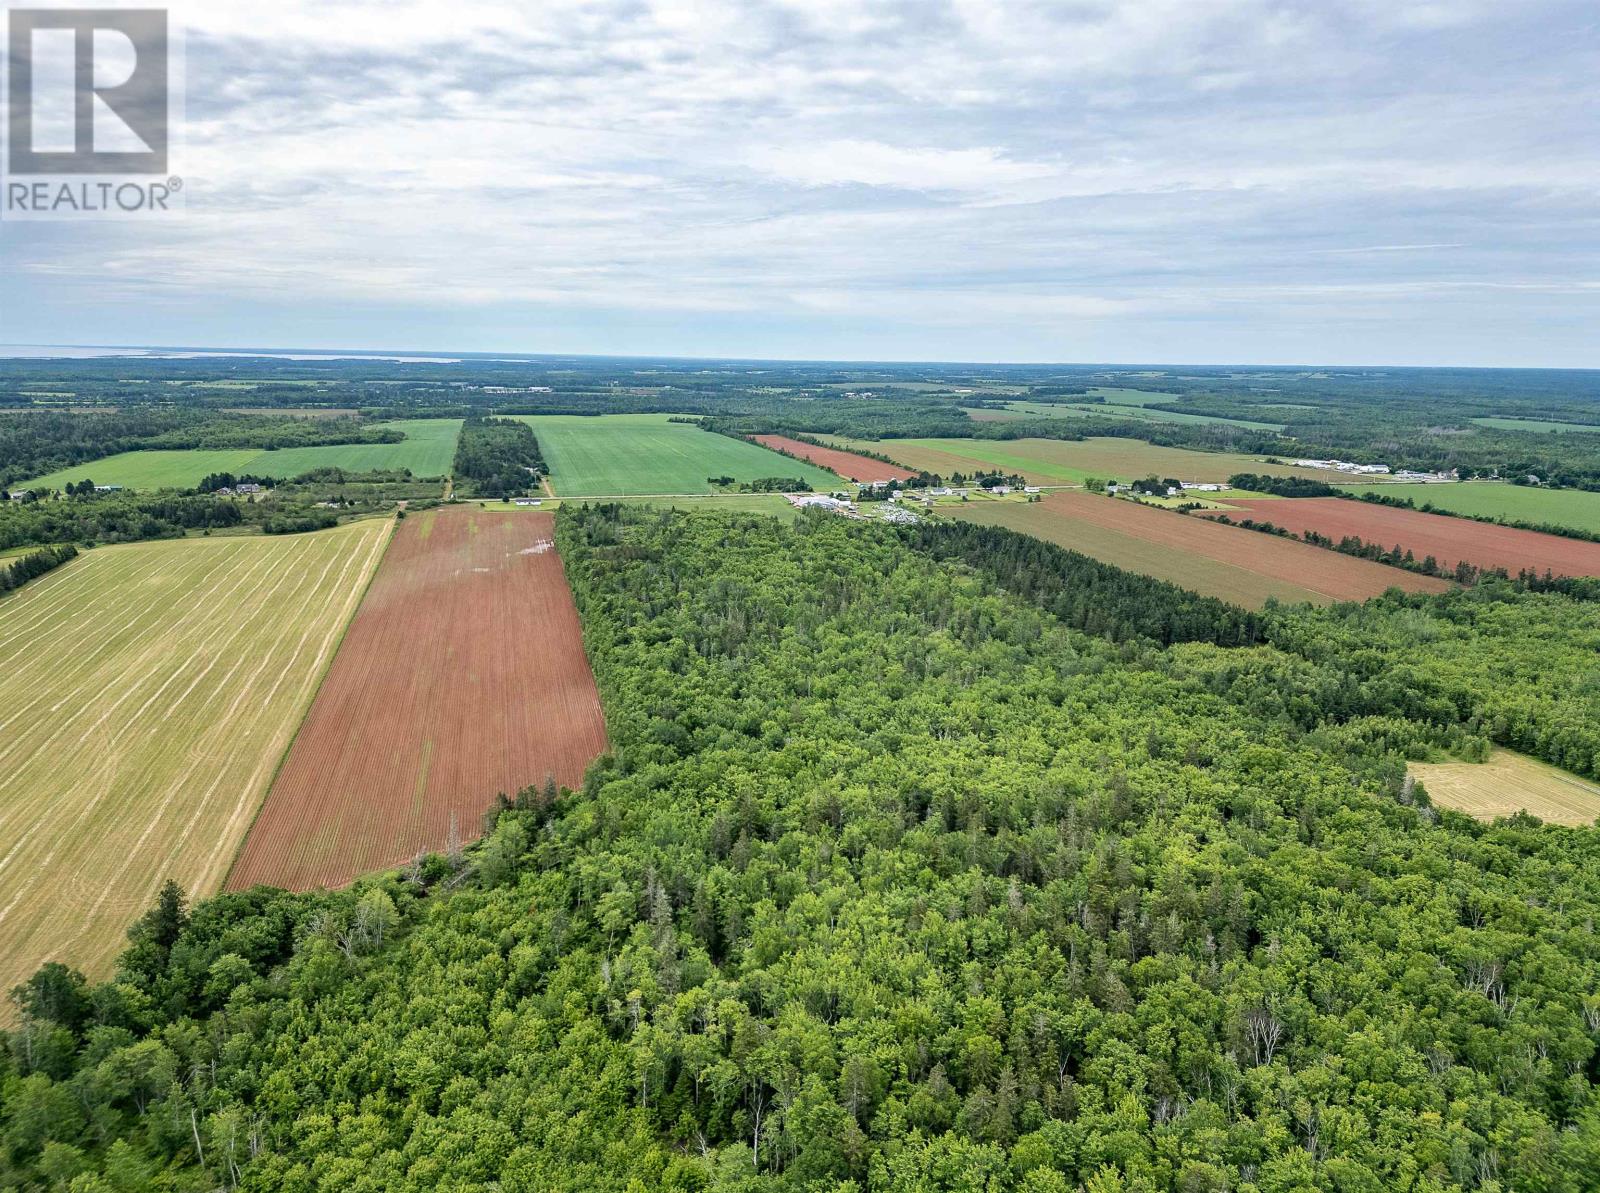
[1206,498,1600,578]
[228,508,608,891]
[751,435,916,483]
[957,491,1449,606]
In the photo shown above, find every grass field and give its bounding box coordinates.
[1413,750,1600,826]
[0,520,391,993]
[23,419,463,491]
[516,414,839,496]
[1470,417,1600,434]
[1337,481,1600,536]
[229,508,609,890]
[824,435,1351,487]
[948,492,1449,607]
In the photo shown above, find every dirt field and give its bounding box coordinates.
[950,492,1451,607]
[821,435,1359,487]
[1209,498,1600,577]
[751,435,916,483]
[1413,751,1600,826]
[0,520,391,995]
[228,507,608,891]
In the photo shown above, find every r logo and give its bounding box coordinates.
[6,8,168,175]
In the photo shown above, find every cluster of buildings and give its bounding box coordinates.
[1292,459,1456,482]
[212,483,263,497]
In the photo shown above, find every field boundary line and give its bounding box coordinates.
[221,515,398,890]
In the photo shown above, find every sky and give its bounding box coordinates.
[1,0,1597,366]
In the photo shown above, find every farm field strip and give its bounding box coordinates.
[949,491,1450,607]
[516,414,838,496]
[1413,750,1600,827]
[228,507,610,891]
[1336,482,1600,537]
[0,520,391,994]
[22,418,463,491]
[1208,498,1600,577]
[821,435,1357,487]
[750,435,914,482]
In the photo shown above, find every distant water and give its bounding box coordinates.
[0,345,464,363]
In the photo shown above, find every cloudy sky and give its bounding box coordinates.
[1,0,1597,364]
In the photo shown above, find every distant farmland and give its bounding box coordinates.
[1414,750,1600,826]
[228,507,609,891]
[822,435,1356,487]
[751,435,914,483]
[1337,481,1600,537]
[517,414,838,496]
[950,492,1450,607]
[0,520,390,994]
[23,418,463,491]
[1212,497,1600,577]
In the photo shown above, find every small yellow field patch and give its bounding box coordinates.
[0,520,391,997]
[1413,750,1600,827]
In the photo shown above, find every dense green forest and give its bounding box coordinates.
[451,417,546,498]
[5,506,1600,1191]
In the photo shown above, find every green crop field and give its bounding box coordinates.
[1337,481,1600,536]
[22,419,463,491]
[515,414,840,496]
[822,435,1351,487]
[0,519,392,995]
[1470,417,1600,434]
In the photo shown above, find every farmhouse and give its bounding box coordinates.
[94,484,123,493]
[1181,482,1226,492]
[787,494,854,511]
[236,483,264,494]
[513,498,542,507]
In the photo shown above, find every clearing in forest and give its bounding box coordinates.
[750,435,915,483]
[1413,750,1600,826]
[949,491,1450,607]
[228,507,609,891]
[23,419,463,491]
[820,435,1357,487]
[1209,498,1600,577]
[0,519,391,995]
[514,414,839,496]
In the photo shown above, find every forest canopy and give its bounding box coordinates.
[4,506,1599,1191]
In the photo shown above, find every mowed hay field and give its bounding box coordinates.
[516,414,839,496]
[1413,750,1600,826]
[821,435,1356,487]
[0,520,391,994]
[949,492,1451,607]
[751,435,915,483]
[23,419,463,491]
[228,507,609,891]
[1213,498,1600,577]
[1338,482,1600,537]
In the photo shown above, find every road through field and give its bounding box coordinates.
[228,507,609,890]
[0,520,391,995]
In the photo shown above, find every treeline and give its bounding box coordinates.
[0,543,77,594]
[1228,472,1339,497]
[0,493,243,549]
[451,416,545,497]
[1355,489,1600,544]
[905,518,1265,646]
